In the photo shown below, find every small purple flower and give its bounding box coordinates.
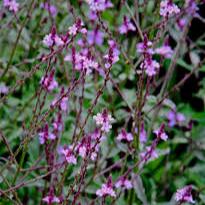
[38,124,56,144]
[140,146,158,161]
[87,28,104,45]
[119,16,136,34]
[155,45,173,58]
[175,185,195,204]
[160,0,180,17]
[185,0,198,14]
[4,0,19,13]
[40,2,57,17]
[167,110,185,127]
[87,0,113,12]
[43,33,64,47]
[93,109,114,133]
[139,123,147,144]
[115,177,133,190]
[117,128,133,142]
[154,124,168,141]
[42,195,60,204]
[96,177,116,198]
[60,147,77,165]
[104,40,120,68]
[141,58,160,77]
[40,70,58,91]
[0,83,9,94]
[137,40,153,55]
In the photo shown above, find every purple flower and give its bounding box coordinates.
[4,0,19,13]
[115,177,132,190]
[51,88,69,112]
[60,147,77,165]
[93,109,114,133]
[38,124,56,144]
[167,110,185,127]
[155,45,173,58]
[0,83,9,94]
[64,51,98,75]
[96,177,116,198]
[160,0,180,17]
[87,28,104,45]
[154,124,168,141]
[104,40,120,68]
[42,195,60,204]
[119,16,136,34]
[87,0,113,12]
[140,58,160,77]
[40,2,57,17]
[139,123,147,144]
[137,40,153,55]
[185,0,198,14]
[175,185,195,204]
[140,146,158,161]
[117,128,133,142]
[40,70,58,91]
[43,33,64,47]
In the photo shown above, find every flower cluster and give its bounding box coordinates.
[137,36,160,76]
[119,16,136,34]
[155,45,173,59]
[115,177,132,190]
[160,0,180,17]
[86,0,113,12]
[93,109,114,133]
[175,185,195,204]
[59,146,77,165]
[40,70,58,91]
[96,177,116,198]
[3,0,19,13]
[40,2,57,17]
[87,27,104,46]
[104,40,120,69]
[167,109,185,127]
[38,124,56,145]
[154,124,168,141]
[117,128,133,142]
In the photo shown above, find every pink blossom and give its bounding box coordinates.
[60,147,77,165]
[141,58,160,77]
[40,2,57,17]
[39,124,56,144]
[175,185,195,204]
[68,24,78,36]
[160,0,180,17]
[167,110,185,127]
[40,70,58,91]
[64,50,98,75]
[93,109,114,133]
[42,195,60,204]
[0,84,9,94]
[137,40,153,55]
[155,45,173,58]
[104,40,120,68]
[140,146,158,161]
[87,0,113,12]
[87,28,104,45]
[115,178,132,190]
[137,123,147,144]
[119,16,136,34]
[43,33,64,47]
[117,129,133,142]
[96,178,116,198]
[154,125,168,141]
[4,0,19,13]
